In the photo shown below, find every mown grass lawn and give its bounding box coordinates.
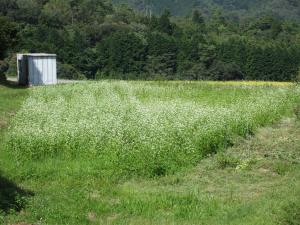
[0,81,300,225]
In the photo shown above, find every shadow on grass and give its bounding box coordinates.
[0,79,28,90]
[0,174,34,214]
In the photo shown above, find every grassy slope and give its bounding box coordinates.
[0,82,300,224]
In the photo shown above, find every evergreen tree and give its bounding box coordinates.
[157,10,174,35]
[0,16,18,59]
[192,10,204,25]
[0,0,300,81]
[97,31,146,75]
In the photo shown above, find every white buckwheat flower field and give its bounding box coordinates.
[5,81,300,177]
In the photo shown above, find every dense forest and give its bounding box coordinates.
[114,0,300,21]
[1,0,300,81]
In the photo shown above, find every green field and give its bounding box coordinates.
[1,81,300,224]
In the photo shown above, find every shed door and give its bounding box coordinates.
[18,57,29,85]
[28,56,44,85]
[28,56,57,85]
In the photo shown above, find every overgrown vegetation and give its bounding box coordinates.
[5,81,300,177]
[1,82,300,224]
[1,1,300,81]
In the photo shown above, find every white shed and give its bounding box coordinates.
[17,53,57,86]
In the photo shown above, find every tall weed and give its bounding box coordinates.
[5,81,300,177]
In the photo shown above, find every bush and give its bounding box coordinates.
[294,67,300,83]
[4,54,17,77]
[95,70,107,80]
[57,63,86,80]
[0,60,8,83]
[95,70,126,80]
[179,63,208,80]
[210,61,244,81]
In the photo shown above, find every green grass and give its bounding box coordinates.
[0,83,28,130]
[0,81,300,225]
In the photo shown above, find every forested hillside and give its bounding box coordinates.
[114,0,300,21]
[0,0,300,81]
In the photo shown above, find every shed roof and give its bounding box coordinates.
[17,53,56,57]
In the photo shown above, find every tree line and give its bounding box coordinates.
[1,0,300,81]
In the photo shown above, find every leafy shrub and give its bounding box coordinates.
[180,63,208,80]
[0,60,8,83]
[294,67,300,83]
[210,61,244,81]
[95,70,108,80]
[4,54,17,78]
[95,70,128,80]
[57,63,86,80]
[0,17,18,59]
